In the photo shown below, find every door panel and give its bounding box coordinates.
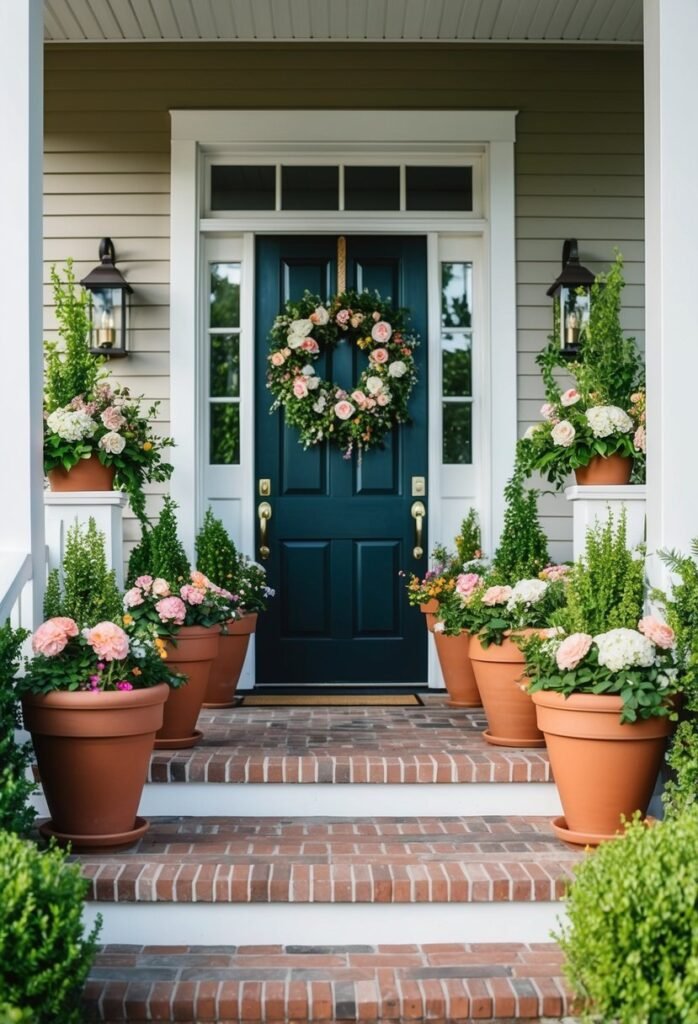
[255,235,428,684]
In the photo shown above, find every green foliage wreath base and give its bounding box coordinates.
[267,290,419,457]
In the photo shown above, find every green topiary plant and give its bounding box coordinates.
[0,831,101,1023]
[43,517,121,627]
[558,510,644,636]
[0,624,35,835]
[43,261,104,413]
[454,508,482,565]
[557,810,698,1023]
[491,470,549,582]
[195,508,239,590]
[126,496,190,588]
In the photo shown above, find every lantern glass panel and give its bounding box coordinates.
[559,285,590,351]
[91,287,125,350]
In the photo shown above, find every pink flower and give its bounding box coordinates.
[335,309,351,326]
[181,584,205,605]
[134,575,153,591]
[540,564,570,583]
[540,402,558,422]
[123,587,145,608]
[32,617,79,657]
[334,400,355,421]
[482,585,513,607]
[376,393,390,407]
[455,573,482,601]
[634,425,646,453]
[270,351,286,367]
[556,632,593,671]
[155,596,187,625]
[560,389,580,408]
[116,681,134,691]
[190,570,210,590]
[101,406,126,430]
[371,321,393,344]
[84,621,130,662]
[351,390,368,408]
[300,338,320,354]
[370,347,389,364]
[293,378,309,399]
[152,578,171,597]
[638,616,675,650]
[372,311,381,322]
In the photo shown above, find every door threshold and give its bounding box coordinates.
[252,684,431,696]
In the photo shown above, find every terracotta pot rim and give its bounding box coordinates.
[531,689,671,716]
[174,624,222,638]
[22,683,170,712]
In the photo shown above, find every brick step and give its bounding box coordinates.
[70,816,581,946]
[84,942,575,1023]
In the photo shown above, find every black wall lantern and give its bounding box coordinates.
[80,238,132,358]
[546,239,595,360]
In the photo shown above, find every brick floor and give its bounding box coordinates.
[84,942,574,1022]
[148,698,552,785]
[71,816,581,904]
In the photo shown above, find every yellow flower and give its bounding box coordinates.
[142,441,153,451]
[122,613,134,626]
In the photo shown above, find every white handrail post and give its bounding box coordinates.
[0,0,45,624]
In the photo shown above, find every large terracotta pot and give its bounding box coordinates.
[22,684,168,850]
[574,454,633,486]
[420,599,439,633]
[203,613,258,708]
[433,630,481,708]
[532,691,671,846]
[48,455,116,491]
[469,632,545,748]
[155,625,221,749]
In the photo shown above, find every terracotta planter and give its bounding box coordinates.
[433,630,482,708]
[419,600,439,633]
[532,690,671,846]
[469,632,545,748]
[48,454,116,491]
[155,624,221,749]
[574,454,633,486]
[22,684,168,850]
[203,613,258,708]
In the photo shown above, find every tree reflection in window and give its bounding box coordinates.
[210,264,240,329]
[210,404,240,464]
[441,261,473,465]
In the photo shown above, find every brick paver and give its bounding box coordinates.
[84,942,574,1022]
[148,698,551,785]
[71,815,581,904]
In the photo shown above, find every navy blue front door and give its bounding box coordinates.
[254,236,428,685]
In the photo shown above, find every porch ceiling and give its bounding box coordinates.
[43,0,643,45]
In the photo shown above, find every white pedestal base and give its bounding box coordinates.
[565,485,647,561]
[44,490,128,588]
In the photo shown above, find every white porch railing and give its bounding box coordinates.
[0,550,34,629]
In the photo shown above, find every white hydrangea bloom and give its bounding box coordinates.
[46,408,98,442]
[586,405,633,438]
[507,578,549,610]
[593,628,656,672]
[366,376,384,395]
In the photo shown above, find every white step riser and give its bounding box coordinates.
[33,783,562,819]
[84,901,566,947]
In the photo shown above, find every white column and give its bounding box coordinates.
[645,0,698,567]
[0,0,44,625]
[44,492,129,589]
[565,486,647,561]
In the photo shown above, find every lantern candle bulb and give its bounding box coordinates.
[565,311,580,345]
[97,309,115,348]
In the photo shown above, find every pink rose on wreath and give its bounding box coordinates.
[372,311,381,322]
[334,400,356,421]
[638,616,675,650]
[540,402,558,423]
[270,351,286,367]
[84,621,130,662]
[123,587,145,608]
[556,632,593,671]
[482,585,513,606]
[32,617,79,657]
[134,575,153,591]
[181,584,205,606]
[300,337,320,354]
[370,348,390,366]
[351,390,368,408]
[156,596,187,625]
[376,393,390,407]
[293,379,309,399]
[371,321,393,344]
[152,578,171,597]
[455,573,481,601]
[335,309,351,326]
[101,406,126,430]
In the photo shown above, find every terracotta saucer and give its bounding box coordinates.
[482,729,546,749]
[552,815,657,848]
[153,728,203,750]
[39,816,149,851]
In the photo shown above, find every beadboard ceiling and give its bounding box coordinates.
[43,0,643,44]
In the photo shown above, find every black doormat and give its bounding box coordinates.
[238,693,424,707]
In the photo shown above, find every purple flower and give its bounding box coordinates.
[116,681,134,691]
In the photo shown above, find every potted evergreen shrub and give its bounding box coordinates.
[524,513,677,845]
[0,831,100,1023]
[467,471,566,746]
[125,498,231,747]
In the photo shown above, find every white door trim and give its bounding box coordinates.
[169,110,518,687]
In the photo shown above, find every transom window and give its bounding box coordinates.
[208,163,474,213]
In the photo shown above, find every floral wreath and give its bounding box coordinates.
[267,289,419,457]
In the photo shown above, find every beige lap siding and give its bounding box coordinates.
[43,42,644,565]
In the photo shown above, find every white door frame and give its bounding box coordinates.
[169,110,517,687]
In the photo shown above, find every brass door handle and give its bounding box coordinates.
[258,501,272,560]
[411,501,426,559]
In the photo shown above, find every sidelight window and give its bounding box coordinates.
[441,261,473,465]
[208,263,241,465]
